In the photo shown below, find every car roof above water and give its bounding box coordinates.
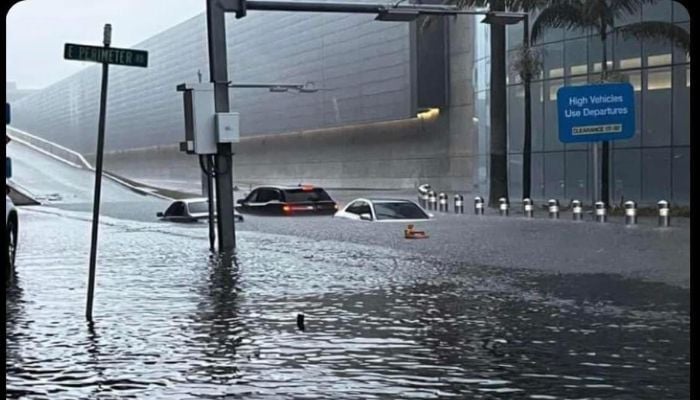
[350,198,416,204]
[180,197,208,204]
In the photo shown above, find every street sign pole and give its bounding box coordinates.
[65,26,148,321]
[85,24,112,322]
[206,0,237,258]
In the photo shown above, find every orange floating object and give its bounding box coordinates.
[404,224,428,239]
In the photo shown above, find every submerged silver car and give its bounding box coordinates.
[334,198,432,222]
[157,198,244,223]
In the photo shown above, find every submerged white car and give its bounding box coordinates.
[334,198,433,222]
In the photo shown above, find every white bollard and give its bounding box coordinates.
[523,198,534,218]
[498,197,509,216]
[548,199,559,219]
[474,196,484,215]
[658,200,670,227]
[595,201,607,223]
[571,200,583,221]
[624,200,637,225]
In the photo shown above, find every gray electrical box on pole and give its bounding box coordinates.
[177,83,230,154]
[216,113,240,143]
[177,80,241,254]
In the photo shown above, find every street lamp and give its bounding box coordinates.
[481,11,534,200]
[205,0,506,253]
[480,11,526,25]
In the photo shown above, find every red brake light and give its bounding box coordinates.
[283,205,291,212]
[301,185,314,192]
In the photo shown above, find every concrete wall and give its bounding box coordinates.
[12,15,478,194]
[10,10,412,154]
[95,110,473,192]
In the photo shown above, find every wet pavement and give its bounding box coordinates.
[6,139,690,398]
[6,207,690,399]
[236,211,690,289]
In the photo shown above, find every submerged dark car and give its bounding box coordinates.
[157,198,244,222]
[236,185,337,216]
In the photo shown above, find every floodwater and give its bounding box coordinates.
[6,207,689,399]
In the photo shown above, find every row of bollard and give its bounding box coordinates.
[478,197,670,227]
[418,185,671,227]
[417,185,466,214]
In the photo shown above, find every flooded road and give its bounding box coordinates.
[6,207,689,399]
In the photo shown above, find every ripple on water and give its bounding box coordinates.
[5,209,690,399]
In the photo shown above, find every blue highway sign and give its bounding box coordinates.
[557,83,635,143]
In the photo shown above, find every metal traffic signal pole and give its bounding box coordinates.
[203,0,522,256]
[85,24,112,322]
[206,0,236,254]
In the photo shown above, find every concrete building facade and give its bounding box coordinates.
[10,5,475,192]
[8,2,689,204]
[472,1,690,206]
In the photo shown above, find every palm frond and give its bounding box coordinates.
[505,0,549,12]
[616,21,690,54]
[510,44,543,81]
[439,0,490,8]
[607,0,657,16]
[530,2,596,43]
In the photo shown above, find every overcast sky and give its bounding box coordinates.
[7,0,207,89]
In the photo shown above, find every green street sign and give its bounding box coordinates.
[64,43,148,67]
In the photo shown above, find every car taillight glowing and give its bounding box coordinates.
[283,205,291,212]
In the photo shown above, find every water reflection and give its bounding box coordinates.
[6,277,29,398]
[5,210,690,399]
[85,322,106,399]
[188,253,245,384]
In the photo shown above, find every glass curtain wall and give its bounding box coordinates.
[472,2,690,206]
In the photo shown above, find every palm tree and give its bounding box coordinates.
[531,0,690,207]
[510,41,542,200]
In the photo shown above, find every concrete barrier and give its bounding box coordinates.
[7,127,91,169]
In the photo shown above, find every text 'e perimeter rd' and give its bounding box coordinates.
[64,43,148,68]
